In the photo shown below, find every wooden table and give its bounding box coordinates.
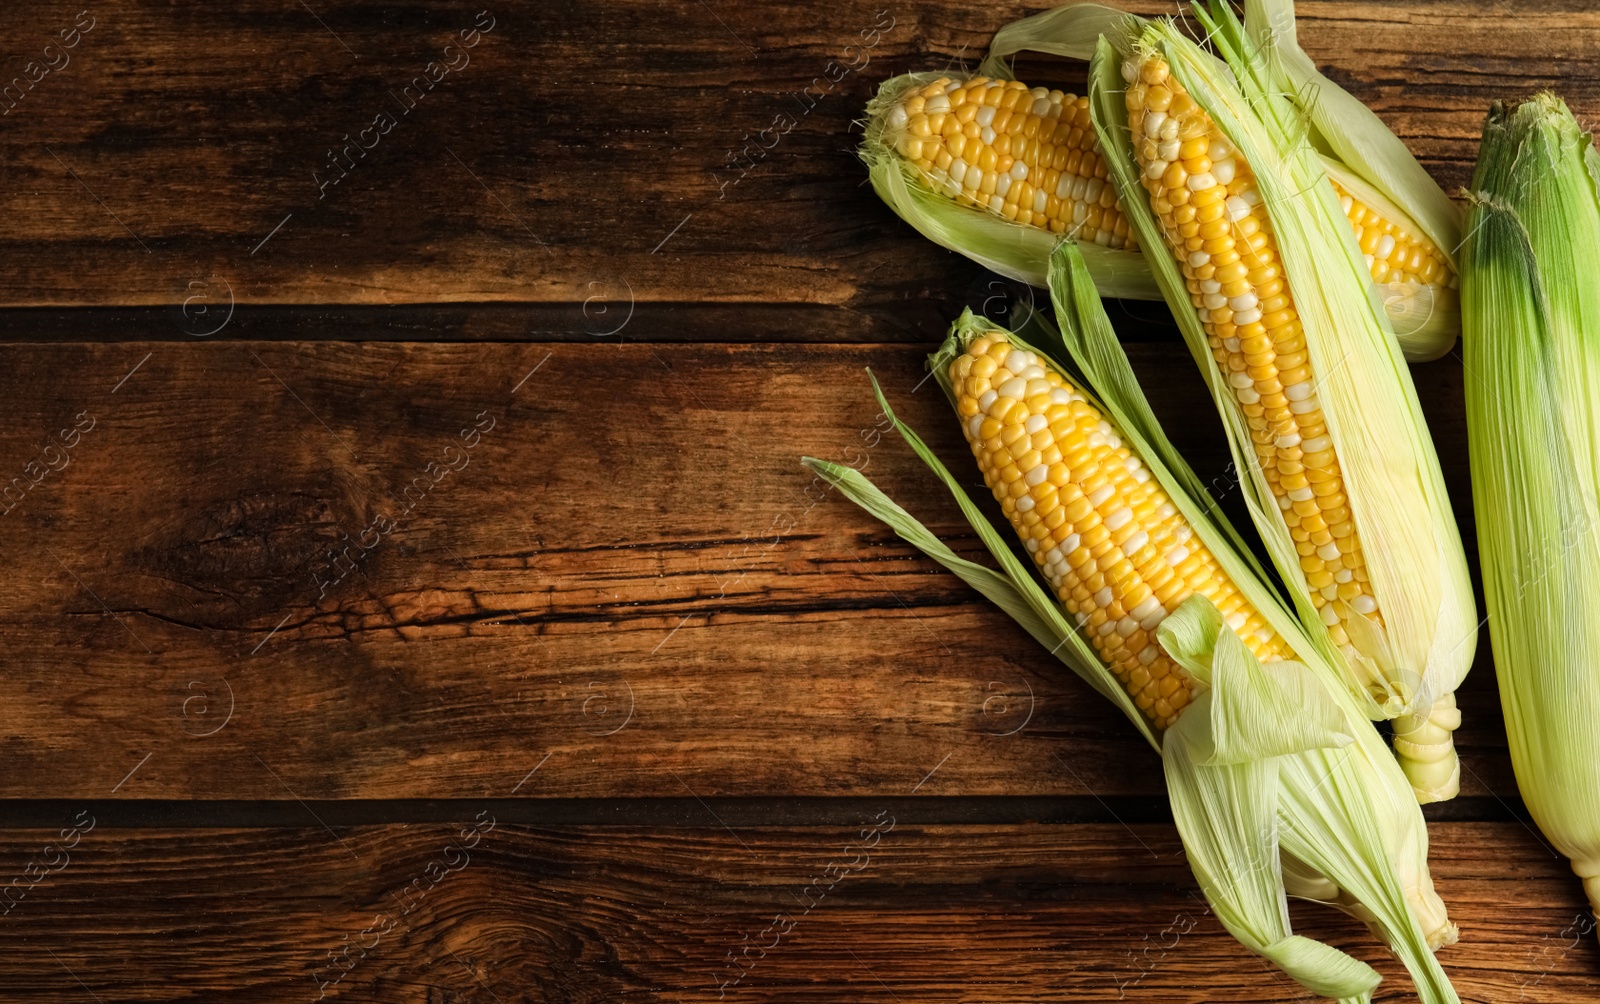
[1,1,1595,1000]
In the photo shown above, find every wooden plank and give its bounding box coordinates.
[0,820,1590,1002]
[0,339,1513,800]
[0,300,1038,345]
[0,339,1156,800]
[0,1,1595,307]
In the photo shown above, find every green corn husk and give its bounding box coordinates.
[1084,6,1476,803]
[861,1,1460,360]
[1239,0,1461,274]
[1462,94,1600,918]
[804,241,1460,1003]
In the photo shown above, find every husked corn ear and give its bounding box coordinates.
[1088,9,1477,806]
[885,76,1138,247]
[949,328,1288,729]
[812,254,1465,995]
[1121,53,1380,653]
[1332,181,1456,292]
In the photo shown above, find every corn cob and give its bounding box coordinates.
[862,71,1160,303]
[863,0,1464,359]
[886,77,1137,246]
[1120,55,1384,652]
[1077,11,1475,805]
[950,327,1284,729]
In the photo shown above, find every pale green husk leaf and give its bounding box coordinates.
[1159,596,1350,766]
[1159,596,1379,1004]
[1461,93,1600,916]
[1243,0,1461,266]
[800,458,1095,689]
[976,2,1141,78]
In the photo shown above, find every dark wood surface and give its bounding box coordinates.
[0,340,1511,803]
[0,822,1595,1003]
[0,1,1593,1000]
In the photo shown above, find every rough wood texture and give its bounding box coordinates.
[1,1,1590,999]
[0,1,1595,308]
[0,340,1511,801]
[0,821,1591,1003]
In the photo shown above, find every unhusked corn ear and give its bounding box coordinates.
[1464,93,1600,923]
[949,327,1288,729]
[885,75,1138,247]
[1121,53,1381,653]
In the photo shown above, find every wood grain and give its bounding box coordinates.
[0,0,1595,307]
[0,820,1591,1003]
[0,2,1586,996]
[0,339,1513,801]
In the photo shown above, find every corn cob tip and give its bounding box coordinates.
[1311,871,1458,952]
[1414,878,1460,951]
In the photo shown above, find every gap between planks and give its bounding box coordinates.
[0,794,1530,829]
